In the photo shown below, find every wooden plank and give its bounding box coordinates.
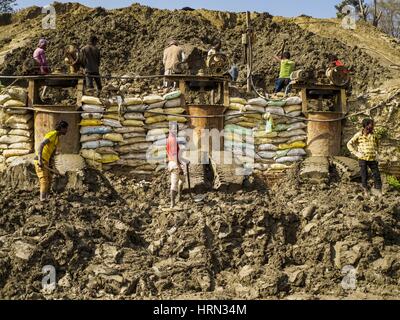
[33,104,76,111]
[0,75,85,80]
[165,75,225,82]
[301,88,308,115]
[27,80,35,109]
[292,84,342,90]
[340,88,347,114]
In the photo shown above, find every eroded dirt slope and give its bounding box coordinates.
[1,3,400,93]
[0,165,399,299]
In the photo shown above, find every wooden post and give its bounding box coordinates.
[300,88,308,115]
[340,88,347,114]
[246,11,252,94]
[223,79,230,107]
[76,78,84,108]
[179,79,186,97]
[179,79,187,113]
[210,89,215,105]
[27,79,40,109]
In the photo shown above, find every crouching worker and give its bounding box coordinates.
[347,118,383,198]
[166,122,186,209]
[34,121,69,201]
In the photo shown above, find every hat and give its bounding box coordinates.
[38,38,48,47]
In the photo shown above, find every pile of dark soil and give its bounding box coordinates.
[0,3,393,93]
[0,164,399,299]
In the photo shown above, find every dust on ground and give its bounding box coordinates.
[0,163,399,300]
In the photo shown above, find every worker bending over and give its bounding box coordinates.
[65,44,81,74]
[33,38,50,75]
[34,121,69,202]
[166,122,185,208]
[207,40,222,59]
[273,51,295,94]
[347,118,383,198]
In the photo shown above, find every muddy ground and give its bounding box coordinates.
[0,164,399,300]
[0,2,399,301]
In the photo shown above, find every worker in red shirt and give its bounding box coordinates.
[166,122,184,208]
[328,54,349,73]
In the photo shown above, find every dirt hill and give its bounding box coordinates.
[1,3,400,93]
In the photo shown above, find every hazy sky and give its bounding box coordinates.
[17,0,340,18]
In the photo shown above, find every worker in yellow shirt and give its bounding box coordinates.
[347,118,382,198]
[34,121,69,201]
[273,51,295,94]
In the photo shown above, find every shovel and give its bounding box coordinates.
[185,163,206,203]
[185,162,193,200]
[43,164,64,177]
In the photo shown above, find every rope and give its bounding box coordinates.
[1,97,397,123]
[358,46,400,67]
[0,79,20,96]
[0,74,226,81]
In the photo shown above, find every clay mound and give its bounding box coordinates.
[1,3,399,93]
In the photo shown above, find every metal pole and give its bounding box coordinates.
[246,11,252,93]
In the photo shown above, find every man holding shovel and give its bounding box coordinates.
[34,121,69,202]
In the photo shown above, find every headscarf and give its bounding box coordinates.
[168,39,178,46]
[38,39,48,48]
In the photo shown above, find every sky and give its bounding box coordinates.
[17,0,340,18]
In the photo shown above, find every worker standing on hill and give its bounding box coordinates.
[34,121,69,202]
[273,51,295,94]
[347,118,383,198]
[80,35,102,95]
[33,38,50,75]
[166,122,185,209]
[163,39,185,87]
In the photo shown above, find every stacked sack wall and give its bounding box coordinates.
[79,90,189,174]
[224,95,307,176]
[0,87,34,165]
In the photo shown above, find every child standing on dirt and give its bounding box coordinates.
[34,121,69,202]
[347,118,383,197]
